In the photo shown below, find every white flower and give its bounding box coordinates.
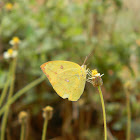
[9,37,21,46]
[86,69,104,84]
[91,69,104,79]
[3,49,18,59]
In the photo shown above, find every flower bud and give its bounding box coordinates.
[18,111,28,124]
[42,106,53,120]
[124,81,134,93]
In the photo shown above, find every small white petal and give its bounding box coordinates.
[95,73,100,76]
[11,51,18,58]
[9,40,14,45]
[3,52,10,59]
[101,74,104,77]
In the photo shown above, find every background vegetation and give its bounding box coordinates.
[0,0,140,140]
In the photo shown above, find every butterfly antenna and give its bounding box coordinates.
[82,49,95,65]
[82,56,88,65]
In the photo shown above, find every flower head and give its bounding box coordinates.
[18,111,28,124]
[92,69,103,87]
[9,36,20,46]
[3,48,18,59]
[92,69,101,78]
[124,81,134,92]
[5,3,13,11]
[87,69,104,87]
[42,106,53,120]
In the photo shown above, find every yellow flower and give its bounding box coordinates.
[5,3,13,10]
[8,49,13,55]
[9,37,21,46]
[3,48,18,59]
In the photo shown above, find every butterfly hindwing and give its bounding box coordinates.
[54,68,86,101]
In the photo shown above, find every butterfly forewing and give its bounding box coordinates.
[40,61,87,101]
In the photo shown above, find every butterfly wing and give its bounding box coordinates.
[40,61,87,101]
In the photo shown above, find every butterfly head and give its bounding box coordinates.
[81,65,86,69]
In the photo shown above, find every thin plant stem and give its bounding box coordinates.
[0,106,9,140]
[0,62,13,107]
[7,58,17,99]
[42,117,48,140]
[97,86,107,140]
[20,122,25,140]
[0,57,17,140]
[126,91,131,140]
[0,75,45,116]
[0,78,10,107]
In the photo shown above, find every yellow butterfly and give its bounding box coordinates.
[40,61,87,101]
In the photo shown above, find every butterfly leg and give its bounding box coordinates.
[86,79,93,84]
[88,77,95,79]
[86,68,92,77]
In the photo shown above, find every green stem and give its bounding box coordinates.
[0,75,45,116]
[0,63,12,107]
[126,91,131,140]
[98,86,107,140]
[0,79,10,107]
[1,57,17,140]
[0,107,9,140]
[20,122,25,140]
[42,117,48,140]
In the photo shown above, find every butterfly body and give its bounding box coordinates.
[40,61,87,101]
